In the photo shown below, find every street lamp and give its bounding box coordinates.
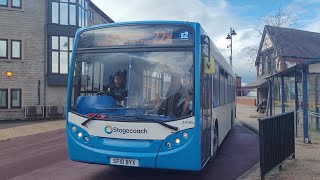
[226,28,237,68]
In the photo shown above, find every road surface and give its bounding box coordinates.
[0,124,259,180]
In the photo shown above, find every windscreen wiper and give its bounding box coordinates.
[81,109,111,127]
[123,115,179,131]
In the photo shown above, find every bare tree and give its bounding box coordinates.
[262,5,297,28]
[242,5,297,64]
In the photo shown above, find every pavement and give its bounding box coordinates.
[236,103,320,180]
[0,119,65,141]
[0,119,64,130]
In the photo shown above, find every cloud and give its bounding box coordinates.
[304,18,320,32]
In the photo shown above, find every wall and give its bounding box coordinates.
[88,5,112,26]
[0,0,46,120]
[236,96,257,106]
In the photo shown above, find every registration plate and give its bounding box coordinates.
[110,157,139,167]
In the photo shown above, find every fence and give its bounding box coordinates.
[258,111,295,179]
[297,109,320,131]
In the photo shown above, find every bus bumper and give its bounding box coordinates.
[67,128,201,171]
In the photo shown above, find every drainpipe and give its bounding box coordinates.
[43,0,48,108]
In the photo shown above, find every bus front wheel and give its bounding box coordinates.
[210,123,219,162]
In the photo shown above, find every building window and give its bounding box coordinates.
[52,2,59,23]
[11,89,21,108]
[0,0,8,7]
[0,39,22,60]
[51,0,77,26]
[70,4,76,25]
[0,39,8,58]
[78,0,88,27]
[51,36,74,74]
[0,89,8,109]
[11,40,21,59]
[60,2,68,25]
[101,19,106,24]
[11,0,21,8]
[88,9,94,21]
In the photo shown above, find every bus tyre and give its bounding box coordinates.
[210,124,219,162]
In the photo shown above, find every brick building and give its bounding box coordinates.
[235,75,242,96]
[0,0,113,120]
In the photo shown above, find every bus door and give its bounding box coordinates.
[200,35,213,165]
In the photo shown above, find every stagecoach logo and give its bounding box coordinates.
[105,125,113,134]
[104,125,148,135]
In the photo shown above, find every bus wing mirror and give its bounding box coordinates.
[203,57,215,75]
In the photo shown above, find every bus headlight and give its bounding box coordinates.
[175,138,181,144]
[72,126,77,132]
[182,132,188,139]
[77,132,83,138]
[160,128,194,152]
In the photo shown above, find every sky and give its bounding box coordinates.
[91,0,320,84]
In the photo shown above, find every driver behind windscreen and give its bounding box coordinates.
[158,75,184,117]
[104,71,128,104]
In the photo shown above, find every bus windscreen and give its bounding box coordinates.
[77,25,194,49]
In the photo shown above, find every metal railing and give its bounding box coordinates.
[258,111,295,179]
[297,109,320,132]
[297,109,320,118]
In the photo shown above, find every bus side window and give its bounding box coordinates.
[219,68,225,106]
[213,62,219,107]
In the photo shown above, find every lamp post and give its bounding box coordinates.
[226,28,237,68]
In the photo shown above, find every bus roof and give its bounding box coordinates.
[81,20,199,31]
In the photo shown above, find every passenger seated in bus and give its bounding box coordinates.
[154,93,162,109]
[158,75,184,117]
[176,90,193,117]
[104,71,128,105]
[165,75,183,98]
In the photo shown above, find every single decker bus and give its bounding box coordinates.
[66,21,236,171]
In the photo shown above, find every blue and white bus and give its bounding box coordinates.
[66,21,236,171]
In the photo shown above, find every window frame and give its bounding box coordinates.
[59,1,69,25]
[11,40,22,59]
[69,3,76,25]
[10,89,22,108]
[11,0,21,9]
[0,0,8,7]
[88,9,94,21]
[78,0,88,27]
[0,39,8,59]
[0,89,8,109]
[51,36,74,74]
[51,0,78,26]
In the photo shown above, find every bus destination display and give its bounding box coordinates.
[77,25,193,48]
